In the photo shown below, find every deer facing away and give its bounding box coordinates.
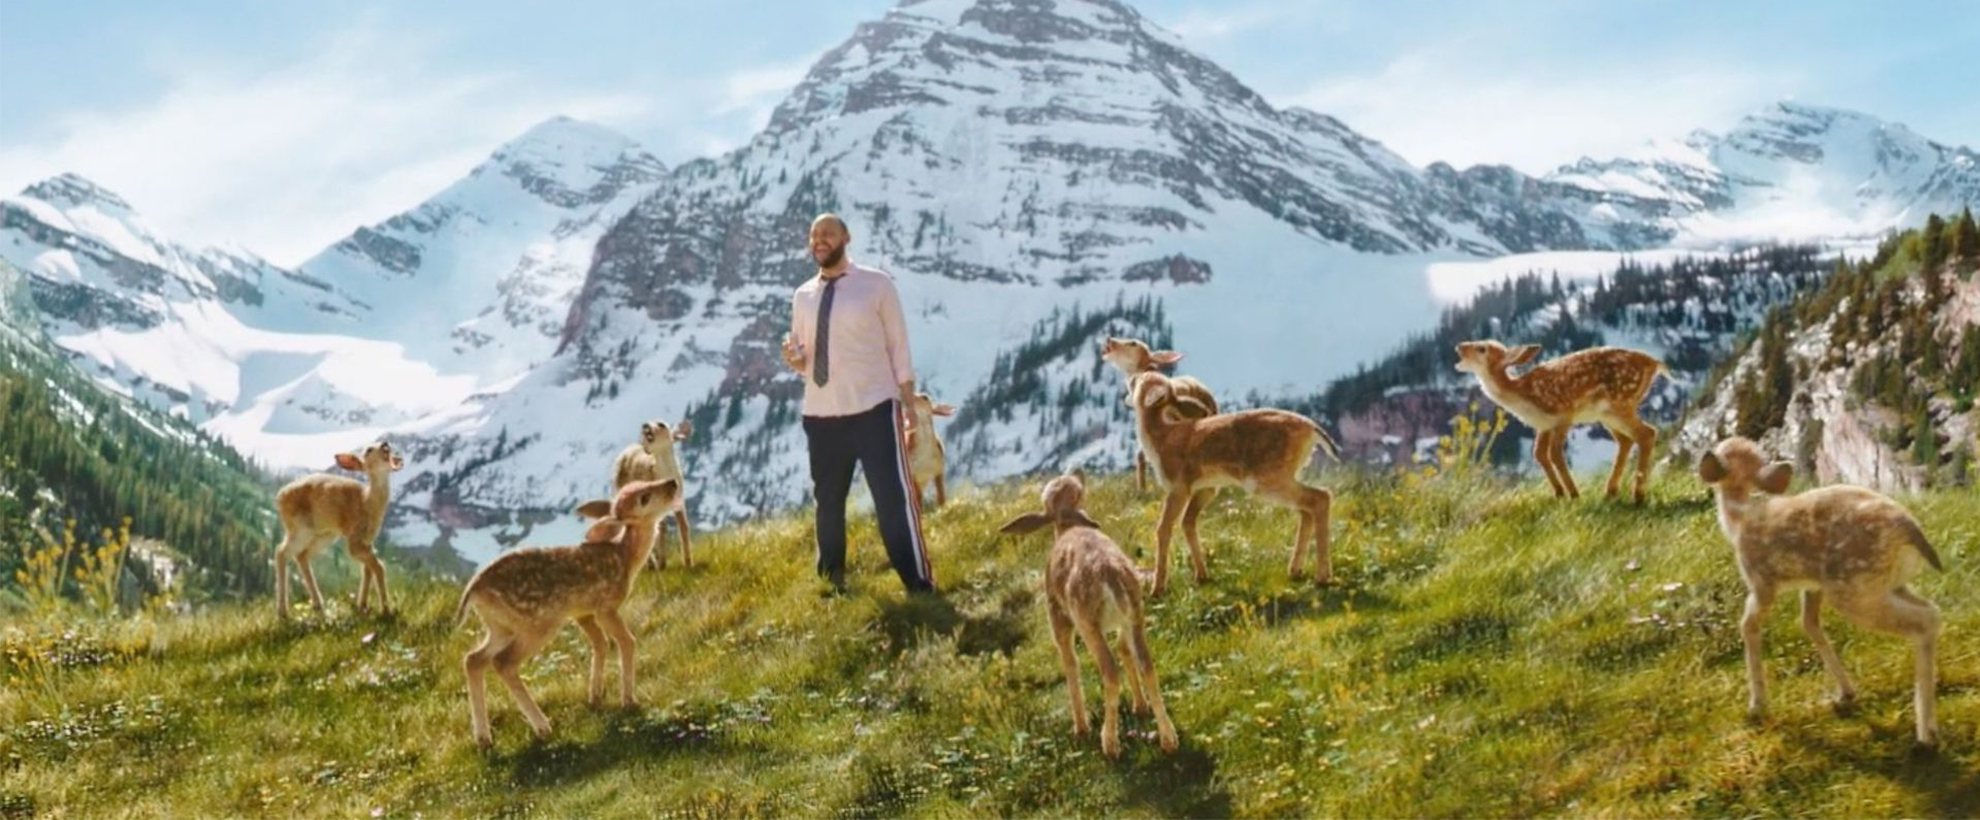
[1000,468,1179,758]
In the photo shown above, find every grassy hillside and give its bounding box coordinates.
[3,465,1977,818]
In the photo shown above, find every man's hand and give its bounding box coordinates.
[781,333,807,373]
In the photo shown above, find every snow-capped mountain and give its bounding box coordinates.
[1548,102,1980,244]
[300,116,669,384]
[365,0,1980,561]
[0,118,670,471]
[0,172,471,465]
[9,0,1977,565]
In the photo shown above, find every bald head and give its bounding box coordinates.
[811,212,848,238]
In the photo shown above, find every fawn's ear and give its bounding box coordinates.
[574,499,613,520]
[1172,396,1214,419]
[673,418,693,441]
[334,452,362,471]
[1507,344,1542,367]
[584,520,627,544]
[998,513,1052,535]
[1697,452,1726,484]
[931,402,956,416]
[1061,509,1102,531]
[1150,350,1183,367]
[1757,462,1794,494]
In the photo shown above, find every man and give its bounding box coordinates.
[781,213,935,594]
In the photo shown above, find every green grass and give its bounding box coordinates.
[3,468,1978,818]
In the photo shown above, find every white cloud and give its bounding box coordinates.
[716,57,814,119]
[0,25,650,267]
[1161,1,1339,43]
[1279,49,1797,174]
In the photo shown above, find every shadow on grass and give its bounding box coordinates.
[498,707,761,788]
[1771,717,1980,817]
[872,589,1034,658]
[1183,584,1401,634]
[1117,741,1234,818]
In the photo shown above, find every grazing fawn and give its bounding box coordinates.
[1699,437,1946,747]
[1100,336,1218,492]
[1000,469,1179,758]
[1129,372,1339,595]
[273,441,403,618]
[455,478,679,747]
[1454,341,1664,502]
[905,392,957,508]
[613,418,694,569]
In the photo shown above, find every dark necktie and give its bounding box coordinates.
[812,275,839,387]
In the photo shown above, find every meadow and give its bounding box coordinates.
[3,459,1977,818]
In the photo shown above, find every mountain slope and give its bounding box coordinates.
[1675,210,1980,490]
[1548,102,1980,244]
[0,175,479,468]
[0,257,282,601]
[1298,245,1835,466]
[299,116,669,384]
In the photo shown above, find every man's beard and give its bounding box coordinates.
[815,245,845,270]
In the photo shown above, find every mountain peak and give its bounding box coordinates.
[21,173,136,216]
[502,116,640,155]
[477,117,667,209]
[893,0,1146,35]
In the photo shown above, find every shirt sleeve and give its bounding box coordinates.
[875,273,915,385]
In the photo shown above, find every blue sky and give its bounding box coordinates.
[1,0,1974,264]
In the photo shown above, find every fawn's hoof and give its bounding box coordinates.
[1158,729,1180,754]
[1912,733,1939,755]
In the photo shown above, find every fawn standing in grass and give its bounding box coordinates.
[613,418,695,569]
[1100,336,1218,492]
[1129,372,1339,595]
[904,392,956,508]
[273,441,403,618]
[1454,341,1665,502]
[1001,468,1179,758]
[1699,437,1945,747]
[455,478,679,747]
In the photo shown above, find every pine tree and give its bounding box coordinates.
[1911,409,1938,468]
[1955,207,1980,274]
[1923,213,1947,273]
